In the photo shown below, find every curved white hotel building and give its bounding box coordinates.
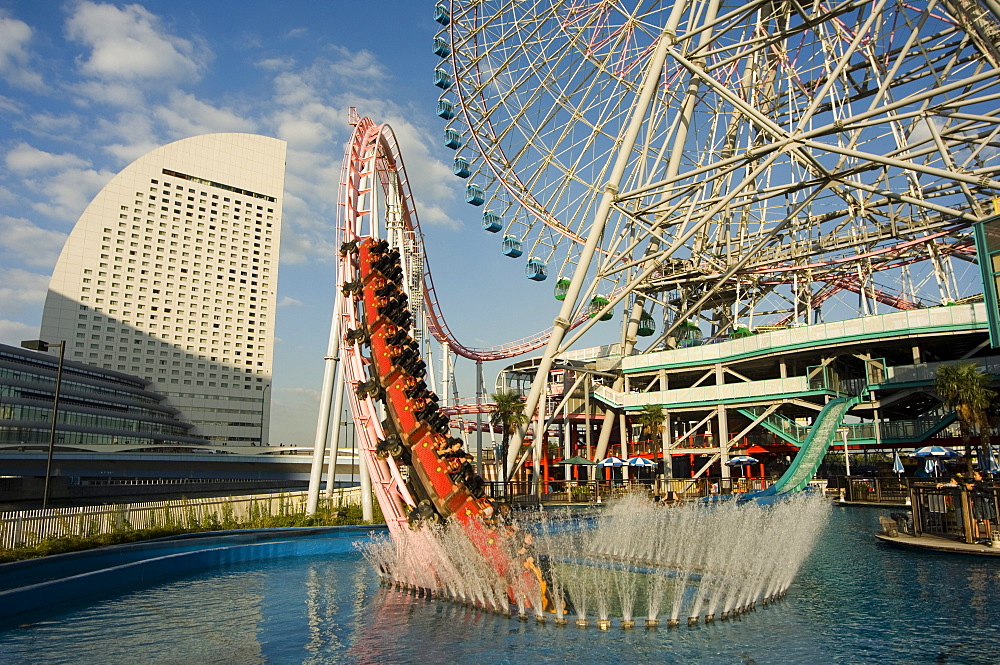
[39,133,286,445]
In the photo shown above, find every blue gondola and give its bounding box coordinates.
[466,183,484,206]
[434,3,450,25]
[482,210,501,232]
[525,257,547,281]
[502,236,523,258]
[433,68,453,89]
[444,128,461,149]
[436,99,455,120]
[453,156,471,178]
[433,37,451,58]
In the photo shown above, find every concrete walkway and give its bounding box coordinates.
[875,531,1000,556]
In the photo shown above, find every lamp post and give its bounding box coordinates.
[21,339,65,510]
[838,427,851,477]
[259,383,271,446]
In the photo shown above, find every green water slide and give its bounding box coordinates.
[748,396,860,500]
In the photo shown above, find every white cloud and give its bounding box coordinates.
[154,91,256,137]
[0,216,67,267]
[326,47,390,87]
[274,104,339,150]
[0,319,38,345]
[69,79,146,107]
[5,142,90,173]
[30,166,115,222]
[22,112,83,138]
[277,296,304,307]
[0,267,48,312]
[256,57,295,72]
[418,202,462,230]
[0,94,24,114]
[0,15,43,90]
[66,2,211,82]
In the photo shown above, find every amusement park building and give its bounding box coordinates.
[497,304,995,480]
[39,134,286,445]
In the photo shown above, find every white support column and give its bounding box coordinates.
[718,404,731,479]
[324,365,346,498]
[534,380,545,497]
[619,413,629,481]
[307,296,342,514]
[359,446,373,521]
[476,360,484,473]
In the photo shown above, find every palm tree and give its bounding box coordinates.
[489,390,530,492]
[634,404,667,477]
[936,362,995,475]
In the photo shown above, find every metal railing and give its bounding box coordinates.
[482,475,775,505]
[0,487,362,550]
[909,482,1000,543]
[840,477,910,504]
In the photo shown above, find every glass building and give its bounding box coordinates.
[0,342,206,452]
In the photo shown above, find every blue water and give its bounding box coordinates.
[1,506,998,664]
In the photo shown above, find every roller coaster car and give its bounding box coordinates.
[371,249,401,272]
[369,239,390,254]
[386,328,411,347]
[375,435,408,462]
[413,401,439,422]
[345,327,369,346]
[341,280,363,296]
[355,379,383,401]
[407,499,441,528]
[378,294,408,318]
[405,383,436,404]
[375,282,400,299]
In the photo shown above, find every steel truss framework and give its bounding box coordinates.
[436,0,1000,345]
[431,0,1000,474]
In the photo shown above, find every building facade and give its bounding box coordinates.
[40,134,286,445]
[0,342,203,451]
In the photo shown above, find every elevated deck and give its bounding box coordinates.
[623,304,988,374]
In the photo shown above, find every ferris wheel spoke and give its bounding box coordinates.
[438,0,1000,356]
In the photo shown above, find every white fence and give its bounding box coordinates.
[1,487,362,550]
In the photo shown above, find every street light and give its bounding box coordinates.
[838,427,851,477]
[21,339,65,510]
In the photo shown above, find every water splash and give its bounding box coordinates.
[359,490,830,628]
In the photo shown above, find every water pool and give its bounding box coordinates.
[1,507,998,664]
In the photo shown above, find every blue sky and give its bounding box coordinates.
[0,0,586,444]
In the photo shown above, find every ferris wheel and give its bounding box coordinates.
[432,0,1000,353]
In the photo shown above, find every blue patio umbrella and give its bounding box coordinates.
[892,451,904,474]
[726,455,759,477]
[597,456,626,467]
[627,457,657,468]
[911,445,960,459]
